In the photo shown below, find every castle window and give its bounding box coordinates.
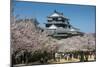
[53,18,58,21]
[62,19,65,22]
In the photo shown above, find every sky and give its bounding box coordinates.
[12,1,96,33]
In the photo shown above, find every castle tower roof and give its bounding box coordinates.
[49,10,64,18]
[48,24,57,29]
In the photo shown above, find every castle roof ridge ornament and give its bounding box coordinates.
[54,10,57,13]
[54,10,63,15]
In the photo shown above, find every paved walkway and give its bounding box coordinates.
[48,58,79,64]
[48,57,95,64]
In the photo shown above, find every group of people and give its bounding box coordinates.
[54,51,96,62]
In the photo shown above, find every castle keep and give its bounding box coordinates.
[45,10,81,37]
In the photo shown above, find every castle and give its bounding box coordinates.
[45,10,82,38]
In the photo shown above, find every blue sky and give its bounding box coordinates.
[13,1,96,33]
